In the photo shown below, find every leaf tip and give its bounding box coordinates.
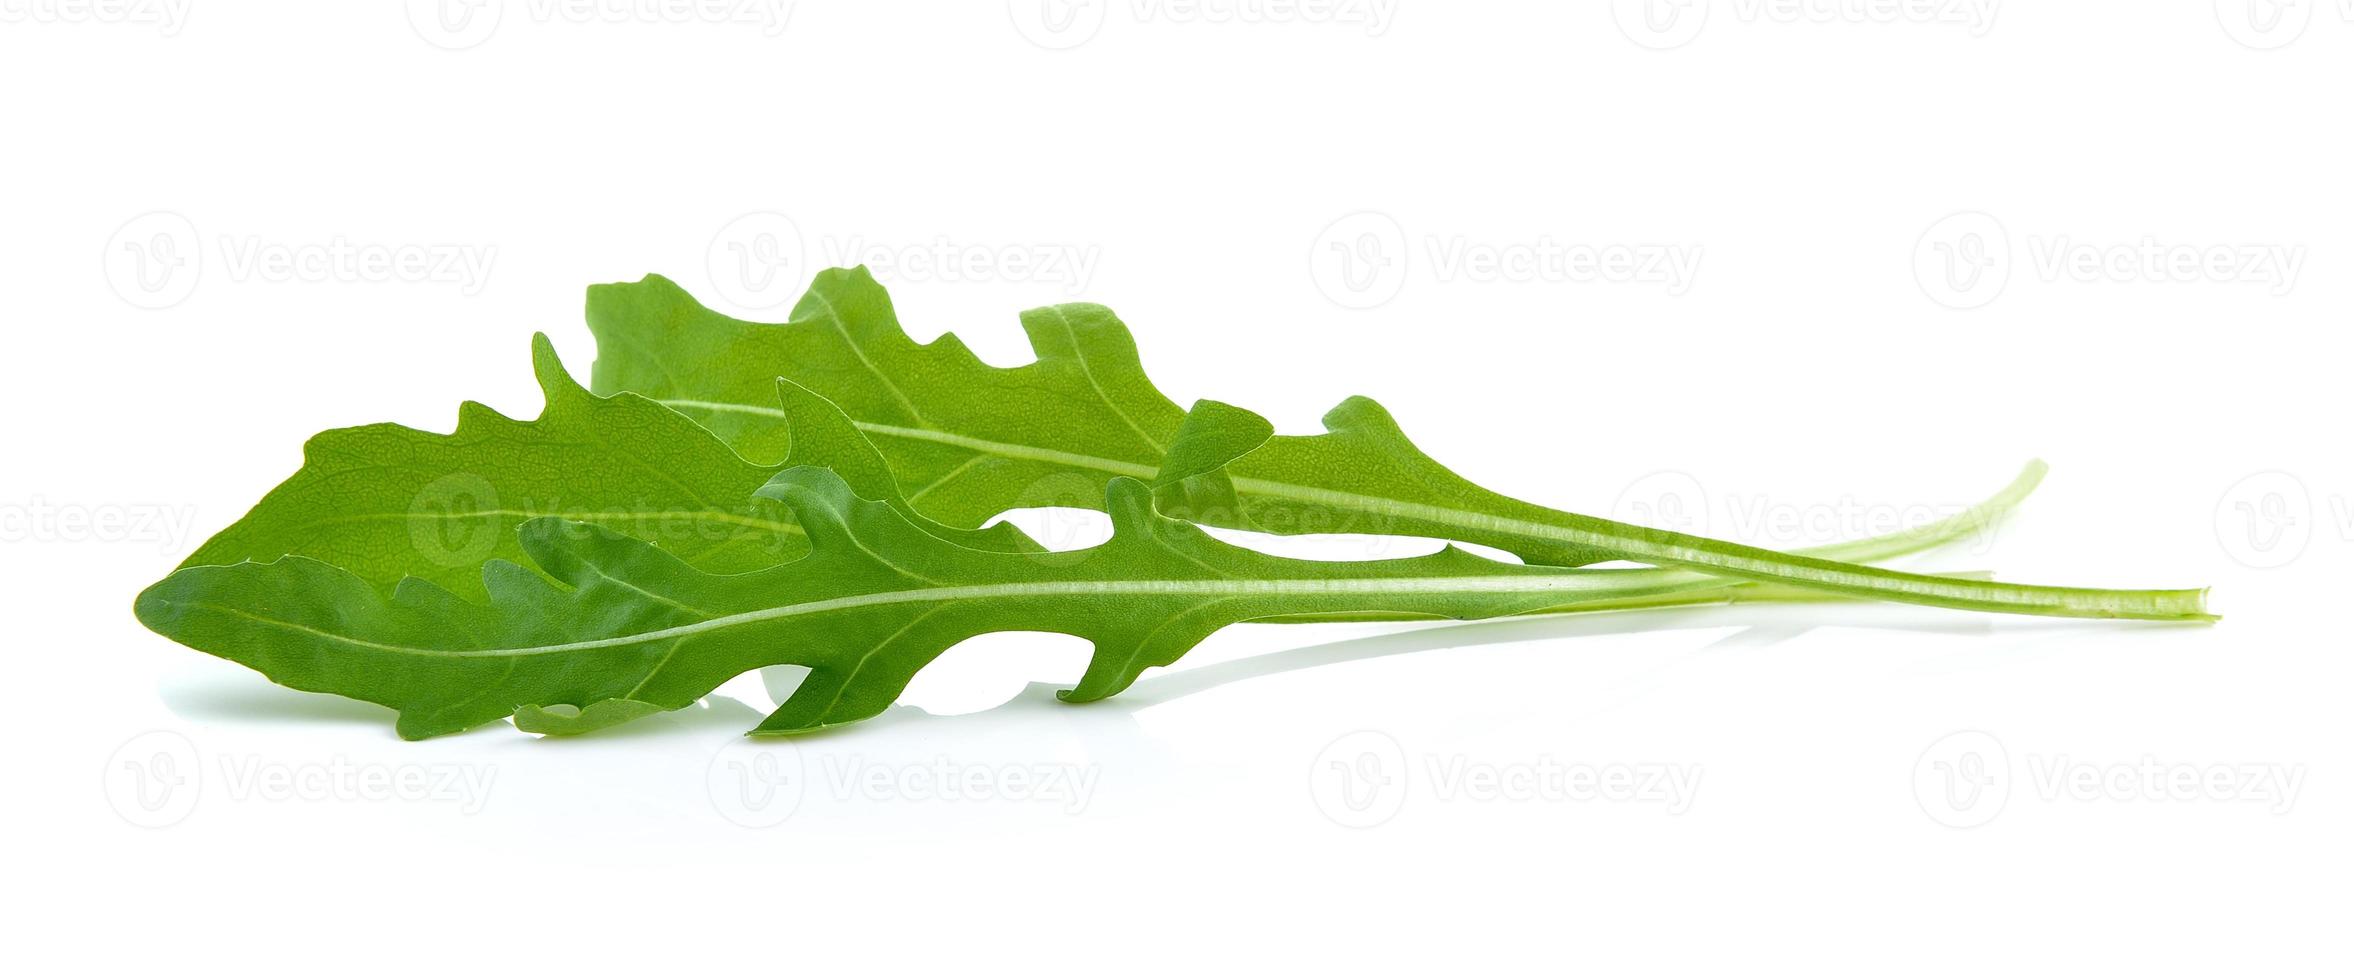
[131,575,180,634]
[393,711,453,741]
[584,273,702,337]
[588,271,688,298]
[752,465,862,539]
[527,333,589,403]
[1320,394,1399,433]
[1154,399,1275,487]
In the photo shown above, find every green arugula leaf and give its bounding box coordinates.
[140,442,2047,736]
[164,325,2037,676]
[585,269,2210,621]
[178,333,1038,600]
[143,466,1986,740]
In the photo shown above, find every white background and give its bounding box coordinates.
[4,1,2347,975]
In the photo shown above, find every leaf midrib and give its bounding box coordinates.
[276,508,806,538]
[161,571,1605,661]
[655,398,1161,480]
